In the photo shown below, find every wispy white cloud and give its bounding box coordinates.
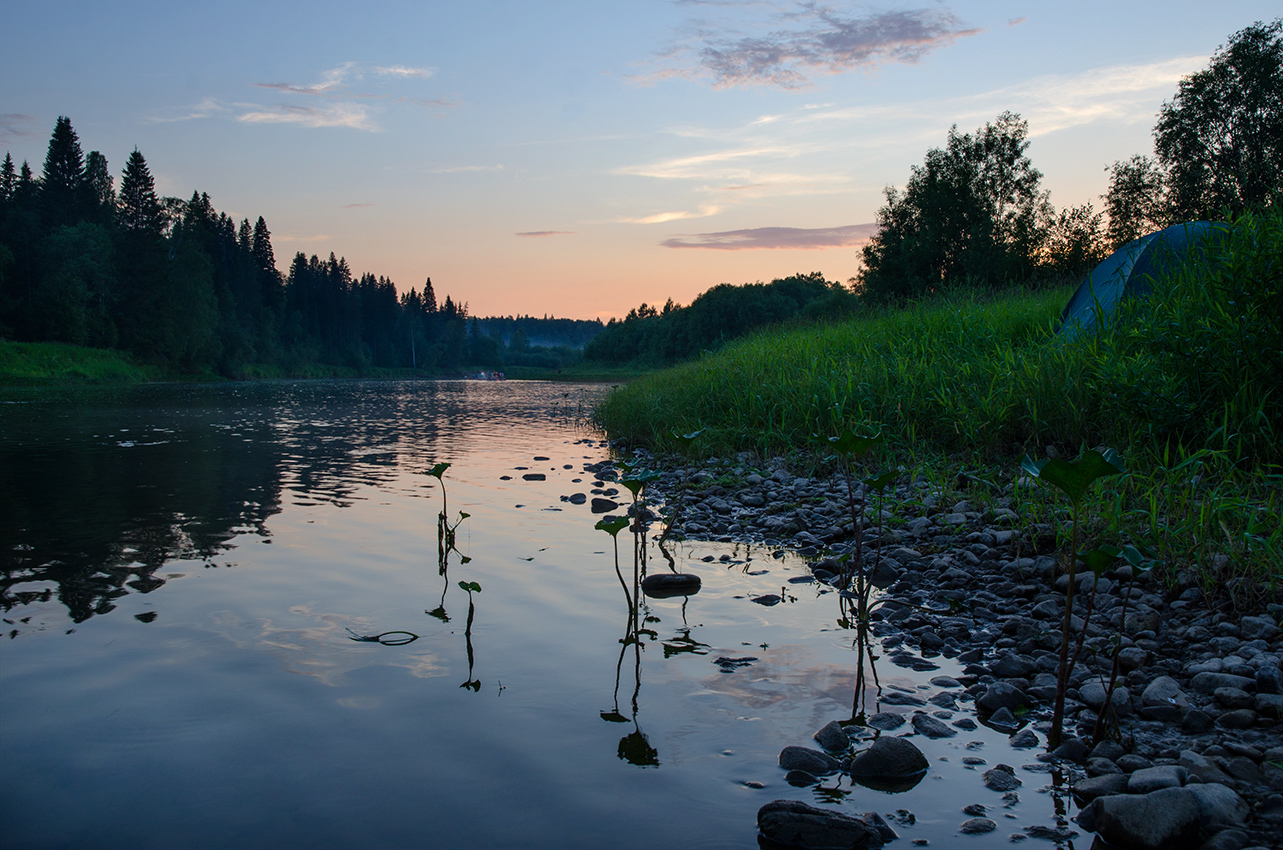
[373,65,435,79]
[619,204,723,224]
[648,3,982,89]
[516,230,575,237]
[146,98,231,124]
[238,103,377,131]
[662,223,877,250]
[341,203,376,209]
[0,113,41,143]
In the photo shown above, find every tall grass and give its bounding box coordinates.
[596,207,1282,602]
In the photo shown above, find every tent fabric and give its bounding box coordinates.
[1058,221,1228,338]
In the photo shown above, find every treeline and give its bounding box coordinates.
[476,315,603,350]
[584,272,855,365]
[588,21,1281,367]
[858,20,1281,301]
[0,118,493,375]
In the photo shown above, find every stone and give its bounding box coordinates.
[986,707,1020,732]
[911,712,956,738]
[1216,709,1258,729]
[1082,787,1202,850]
[814,720,849,752]
[590,497,619,513]
[1141,675,1189,709]
[1009,728,1039,749]
[1190,672,1255,694]
[1126,764,1186,793]
[1116,754,1153,773]
[1182,709,1214,733]
[1186,782,1250,828]
[1256,665,1283,695]
[849,737,929,792]
[757,799,885,849]
[1086,757,1122,777]
[640,573,701,598]
[867,712,905,731]
[1215,687,1255,709]
[1179,750,1235,785]
[990,652,1039,679]
[1072,773,1129,803]
[959,818,996,834]
[982,764,1022,792]
[977,681,1027,714]
[1090,740,1126,762]
[1239,615,1280,641]
[779,746,841,776]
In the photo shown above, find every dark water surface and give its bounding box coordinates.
[2,381,1078,849]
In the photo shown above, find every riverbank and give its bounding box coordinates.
[0,339,646,386]
[596,450,1283,849]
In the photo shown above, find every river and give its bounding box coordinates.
[1,380,1078,849]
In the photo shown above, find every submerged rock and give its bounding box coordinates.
[757,799,886,849]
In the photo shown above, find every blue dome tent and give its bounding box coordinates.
[1058,221,1229,338]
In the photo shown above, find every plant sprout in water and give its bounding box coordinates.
[1021,446,1126,748]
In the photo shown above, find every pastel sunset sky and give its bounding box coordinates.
[2,1,1274,319]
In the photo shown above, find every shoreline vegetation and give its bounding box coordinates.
[595,207,1282,611]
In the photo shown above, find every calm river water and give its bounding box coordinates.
[1,380,1079,849]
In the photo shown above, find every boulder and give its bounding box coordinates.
[1186,782,1249,829]
[983,764,1022,792]
[1072,773,1129,803]
[640,573,701,598]
[757,800,885,849]
[849,737,928,792]
[1126,765,1186,793]
[1082,787,1202,850]
[911,712,956,738]
[814,720,850,752]
[977,681,1027,714]
[779,746,841,776]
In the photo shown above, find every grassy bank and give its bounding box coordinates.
[596,209,1282,605]
[0,340,165,385]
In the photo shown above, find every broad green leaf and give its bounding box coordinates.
[1080,545,1123,577]
[672,428,705,445]
[595,517,629,537]
[1021,449,1125,509]
[457,580,482,593]
[862,471,896,492]
[427,462,450,479]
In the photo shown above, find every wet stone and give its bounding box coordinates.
[779,746,841,776]
[867,712,905,730]
[1005,728,1036,748]
[757,800,884,849]
[959,817,996,834]
[911,712,956,738]
[813,720,849,752]
[983,764,1022,792]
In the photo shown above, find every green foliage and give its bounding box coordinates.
[1155,19,1283,219]
[1021,449,1125,513]
[858,112,1052,300]
[584,272,853,365]
[1103,155,1171,250]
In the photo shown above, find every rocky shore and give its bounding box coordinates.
[584,452,1283,849]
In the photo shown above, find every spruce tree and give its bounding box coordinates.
[116,149,162,236]
[84,151,114,223]
[0,153,15,203]
[41,116,88,228]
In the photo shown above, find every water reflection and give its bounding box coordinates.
[0,380,601,636]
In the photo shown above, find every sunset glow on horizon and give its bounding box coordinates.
[3,1,1274,320]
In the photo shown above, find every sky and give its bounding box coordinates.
[2,1,1277,320]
